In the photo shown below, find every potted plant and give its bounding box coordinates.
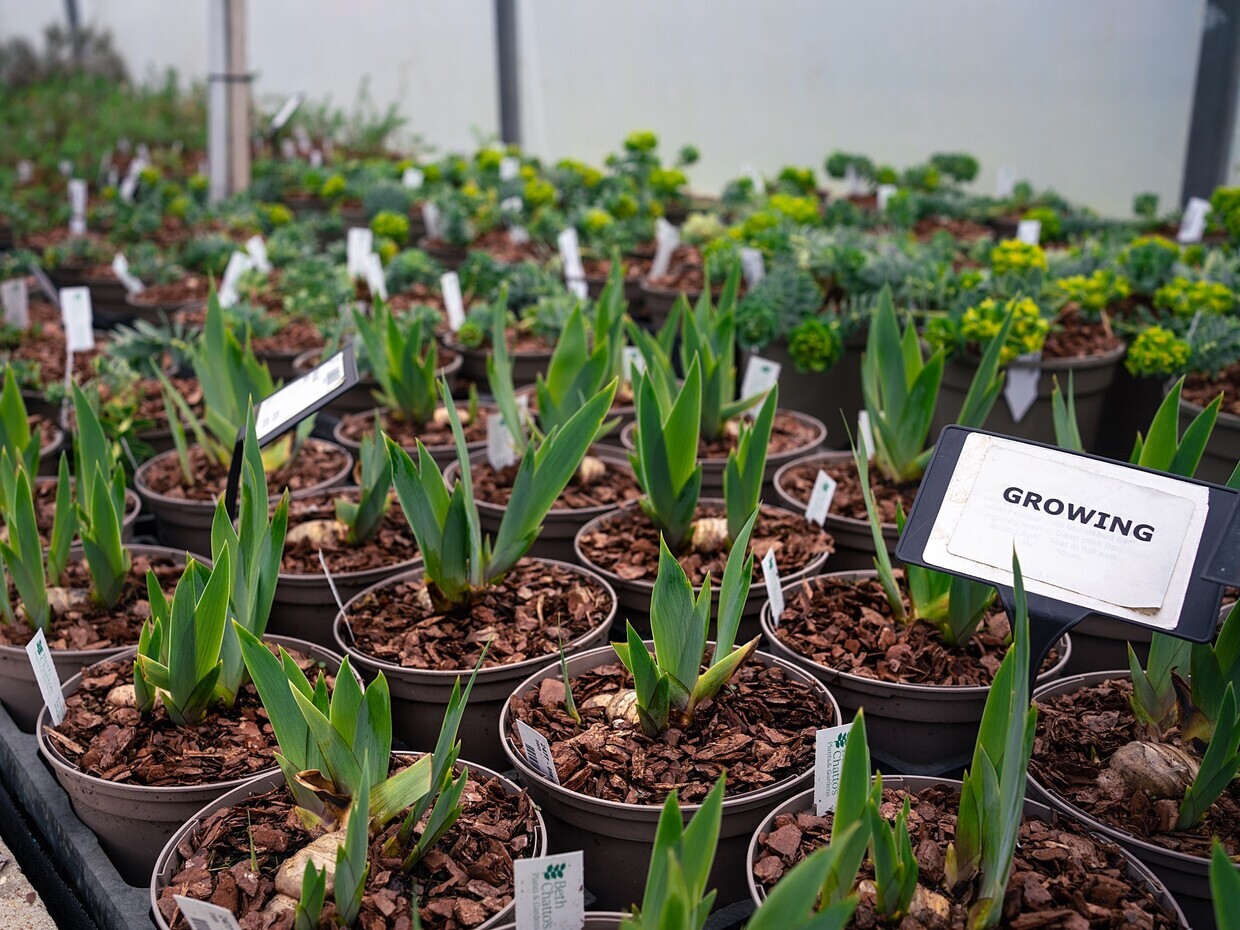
[334,379,619,769]
[0,365,67,473]
[503,517,840,909]
[136,292,351,553]
[750,562,1187,928]
[1179,311,1240,485]
[444,284,565,387]
[1028,602,1240,929]
[39,420,347,882]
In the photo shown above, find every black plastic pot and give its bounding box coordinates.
[1181,393,1240,486]
[333,406,485,470]
[759,570,1071,775]
[746,777,1187,927]
[757,333,866,451]
[37,635,348,885]
[333,559,617,770]
[442,337,553,387]
[123,291,206,326]
[1029,671,1229,930]
[417,236,468,270]
[1094,364,1166,461]
[502,642,840,911]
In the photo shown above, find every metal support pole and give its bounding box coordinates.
[227,0,251,193]
[207,0,251,203]
[1182,0,1240,203]
[494,0,521,145]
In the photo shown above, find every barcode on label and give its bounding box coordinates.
[254,351,347,442]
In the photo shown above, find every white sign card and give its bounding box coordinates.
[741,164,766,194]
[1178,197,1211,244]
[441,272,466,331]
[877,184,898,213]
[364,252,388,301]
[740,247,766,288]
[844,163,861,196]
[346,227,373,280]
[762,549,785,624]
[402,167,425,190]
[293,125,312,155]
[649,218,680,279]
[500,155,521,181]
[1003,351,1041,423]
[59,287,95,351]
[622,346,646,383]
[245,235,271,273]
[805,469,838,527]
[218,251,253,308]
[26,629,66,726]
[118,156,147,202]
[924,432,1208,628]
[515,720,559,784]
[1,278,29,329]
[740,355,780,405]
[995,164,1017,199]
[68,179,87,235]
[309,148,322,168]
[422,202,443,240]
[814,723,854,815]
[1016,219,1042,245]
[111,254,145,295]
[254,351,347,442]
[173,896,242,930]
[16,160,33,183]
[557,227,585,281]
[514,851,584,930]
[269,92,305,133]
[487,413,518,470]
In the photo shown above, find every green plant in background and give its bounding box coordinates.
[1117,235,1179,295]
[1125,326,1190,378]
[989,239,1047,277]
[1154,276,1236,317]
[612,509,759,738]
[0,462,74,632]
[70,382,131,607]
[929,152,980,184]
[786,316,843,373]
[1210,186,1240,244]
[1128,376,1220,475]
[0,368,43,482]
[1021,206,1062,241]
[1051,269,1130,315]
[335,420,393,546]
[370,209,410,248]
[960,296,1048,363]
[1187,312,1240,378]
[824,152,875,184]
[352,298,446,429]
[384,248,443,294]
[735,263,824,352]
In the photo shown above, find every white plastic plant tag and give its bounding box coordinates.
[814,722,853,814]
[487,413,518,470]
[254,350,347,442]
[1016,219,1042,245]
[995,164,1016,199]
[269,92,304,133]
[2,278,29,329]
[118,159,143,202]
[622,346,646,383]
[279,137,296,160]
[117,138,131,154]
[858,410,875,460]
[877,184,898,213]
[568,279,589,299]
[500,155,521,181]
[557,227,585,281]
[740,355,781,411]
[346,228,373,280]
[740,247,766,288]
[1178,197,1211,244]
[26,629,66,726]
[111,254,144,295]
[742,164,766,194]
[1004,351,1042,423]
[218,251,253,308]
[173,895,242,930]
[515,720,560,784]
[649,218,680,279]
[309,148,323,168]
[422,202,443,240]
[805,470,838,527]
[762,549,785,625]
[136,142,151,162]
[245,235,271,274]
[59,159,72,177]
[508,225,530,245]
[402,167,424,190]
[365,252,388,301]
[294,125,312,155]
[844,163,861,196]
[59,286,94,351]
[514,851,584,930]
[441,272,466,331]
[17,160,33,184]
[68,179,87,235]
[501,196,524,215]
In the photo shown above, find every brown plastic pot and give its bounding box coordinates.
[333,559,617,770]
[0,544,188,732]
[444,447,634,564]
[34,476,142,543]
[756,332,867,451]
[934,343,1126,451]
[1029,671,1228,930]
[501,643,840,911]
[760,570,1071,775]
[133,439,353,554]
[573,499,832,642]
[1181,392,1240,486]
[773,450,900,572]
[37,634,347,884]
[149,754,543,930]
[618,409,826,496]
[293,347,464,417]
[746,777,1187,927]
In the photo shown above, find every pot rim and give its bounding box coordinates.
[771,450,901,537]
[957,339,1127,371]
[1179,391,1240,427]
[499,641,841,816]
[332,557,619,681]
[760,569,1073,695]
[331,405,489,453]
[618,409,827,464]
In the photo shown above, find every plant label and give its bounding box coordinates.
[255,349,350,444]
[68,179,87,235]
[487,413,518,470]
[346,228,373,280]
[26,629,66,727]
[740,247,766,288]
[136,143,151,162]
[515,720,560,784]
[1016,219,1042,245]
[762,549,785,625]
[557,227,585,281]
[514,851,584,930]
[568,279,589,299]
[805,469,838,527]
[1003,351,1041,422]
[309,148,323,168]
[622,346,646,383]
[110,254,145,295]
[401,167,424,190]
[742,164,766,194]
[59,159,72,177]
[30,265,59,305]
[877,184,898,213]
[245,235,271,274]
[508,224,531,245]
[173,896,242,930]
[650,218,680,279]
[1178,197,1211,244]
[218,251,253,308]
[740,355,780,406]
[844,163,861,196]
[423,202,444,240]
[501,196,524,215]
[279,137,296,160]
[995,165,1016,199]
[268,92,304,134]
[364,253,388,301]
[118,156,146,202]
[814,722,853,814]
[59,287,94,352]
[293,125,312,155]
[441,272,466,331]
[858,410,875,460]
[1,278,29,329]
[500,155,521,181]
[16,160,32,183]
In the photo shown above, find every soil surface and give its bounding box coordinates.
[778,457,919,522]
[156,762,539,930]
[251,317,325,357]
[0,551,183,650]
[345,559,612,671]
[130,276,210,308]
[337,406,488,452]
[281,489,418,575]
[772,575,1058,687]
[4,325,104,387]
[910,217,994,242]
[752,784,1180,929]
[1031,676,1240,859]
[139,439,348,502]
[1184,366,1239,417]
[1042,310,1124,360]
[695,410,821,460]
[473,228,552,264]
[471,454,641,511]
[576,503,834,587]
[442,328,555,356]
[508,658,831,804]
[44,645,333,786]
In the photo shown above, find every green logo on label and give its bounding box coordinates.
[543,863,566,880]
[835,732,848,749]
